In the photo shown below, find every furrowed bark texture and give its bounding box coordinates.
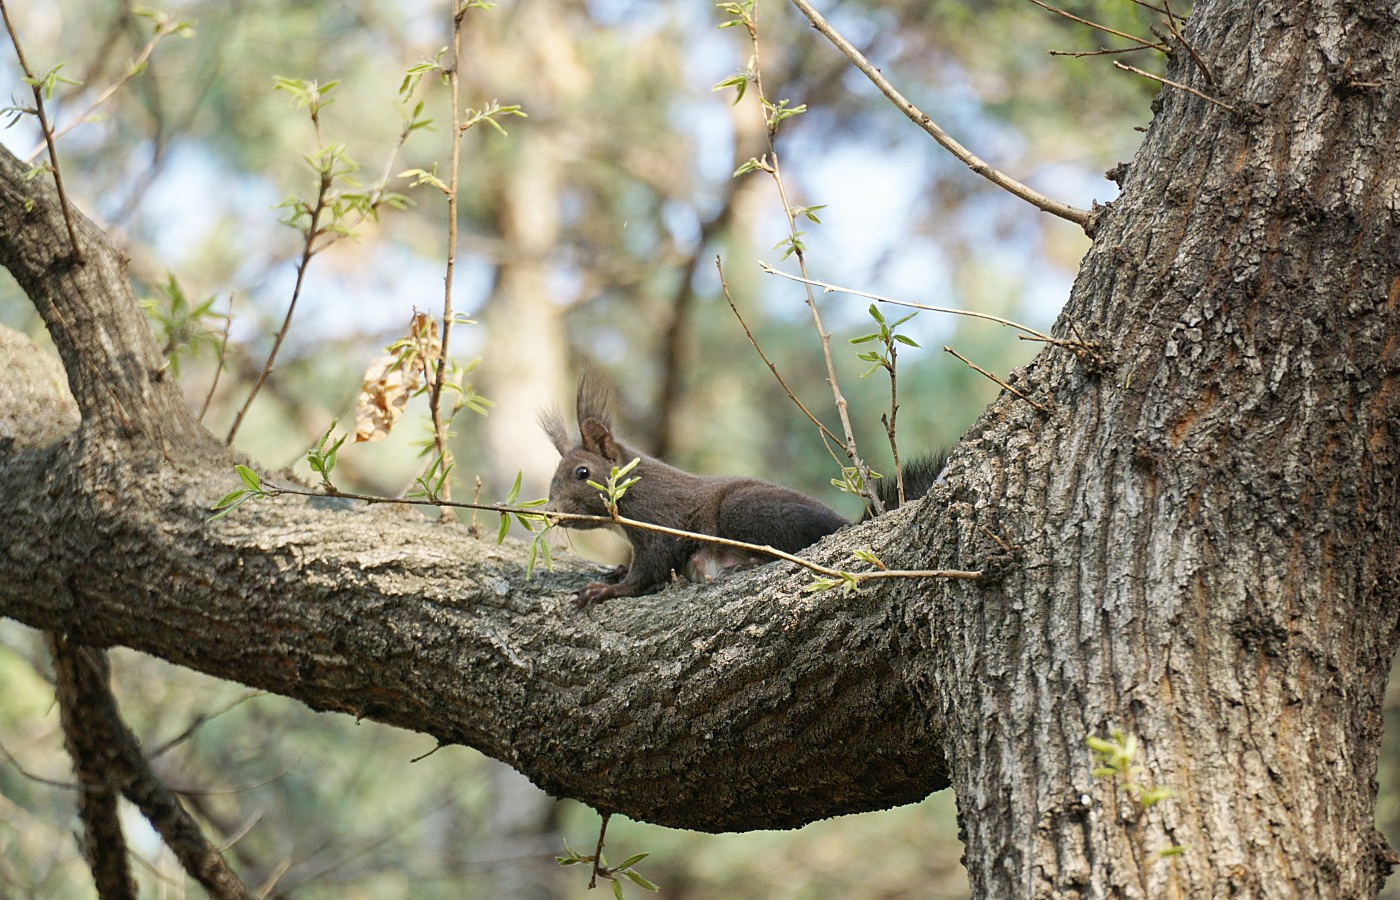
[0,0,1398,896]
[915,1,1400,896]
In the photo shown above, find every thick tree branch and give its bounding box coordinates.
[0,144,210,449]
[50,636,139,900]
[50,636,252,899]
[0,133,964,833]
[0,436,958,831]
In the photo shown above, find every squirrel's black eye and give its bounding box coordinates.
[573,465,590,481]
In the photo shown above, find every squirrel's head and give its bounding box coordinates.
[541,372,626,527]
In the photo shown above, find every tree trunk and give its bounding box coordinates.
[0,0,1397,897]
[923,1,1400,894]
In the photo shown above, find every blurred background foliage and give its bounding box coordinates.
[11,1,1386,898]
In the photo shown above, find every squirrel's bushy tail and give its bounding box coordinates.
[866,451,948,518]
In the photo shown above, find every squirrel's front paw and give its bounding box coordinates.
[572,580,616,609]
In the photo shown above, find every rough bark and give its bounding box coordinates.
[0,0,1397,897]
[49,635,252,900]
[917,1,1400,895]
[51,636,139,900]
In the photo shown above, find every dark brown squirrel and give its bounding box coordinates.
[542,373,944,606]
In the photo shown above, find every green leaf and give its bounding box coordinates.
[615,853,649,869]
[211,489,247,511]
[1085,735,1119,755]
[1138,786,1174,808]
[894,334,921,348]
[236,465,261,492]
[612,879,624,900]
[624,870,660,891]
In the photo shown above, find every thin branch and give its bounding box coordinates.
[588,812,610,889]
[717,258,841,447]
[226,83,418,446]
[48,636,253,899]
[250,481,984,585]
[49,637,139,900]
[1112,61,1237,112]
[0,737,76,789]
[198,294,234,423]
[760,264,1055,340]
[1160,0,1214,83]
[1128,0,1189,24]
[883,342,904,506]
[732,2,885,514]
[149,691,262,760]
[1048,45,1159,58]
[425,8,469,518]
[1024,0,1168,50]
[787,0,1091,229]
[1017,332,1108,369]
[22,17,184,162]
[943,345,1051,414]
[0,0,83,260]
[225,168,330,444]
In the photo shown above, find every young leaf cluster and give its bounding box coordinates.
[556,842,659,899]
[586,458,642,518]
[1087,729,1184,859]
[306,422,347,491]
[209,465,272,521]
[1086,729,1173,810]
[407,455,454,503]
[851,303,920,377]
[498,472,551,577]
[141,273,225,377]
[830,463,883,498]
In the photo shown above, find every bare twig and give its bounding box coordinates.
[0,738,75,789]
[1048,45,1159,58]
[22,16,185,162]
[1113,61,1237,112]
[943,345,1051,414]
[245,481,983,585]
[424,9,470,518]
[1,0,83,260]
[980,524,1016,555]
[149,691,262,760]
[588,812,611,889]
[1128,0,1189,24]
[198,293,234,423]
[225,168,330,445]
[760,264,1055,340]
[717,259,841,447]
[1025,0,1168,50]
[728,2,885,514]
[1017,332,1108,368]
[717,259,862,510]
[1160,0,1214,83]
[788,0,1091,229]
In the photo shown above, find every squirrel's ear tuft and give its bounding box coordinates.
[579,418,622,461]
[575,366,613,431]
[539,407,570,454]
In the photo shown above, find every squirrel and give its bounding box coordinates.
[542,373,944,606]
